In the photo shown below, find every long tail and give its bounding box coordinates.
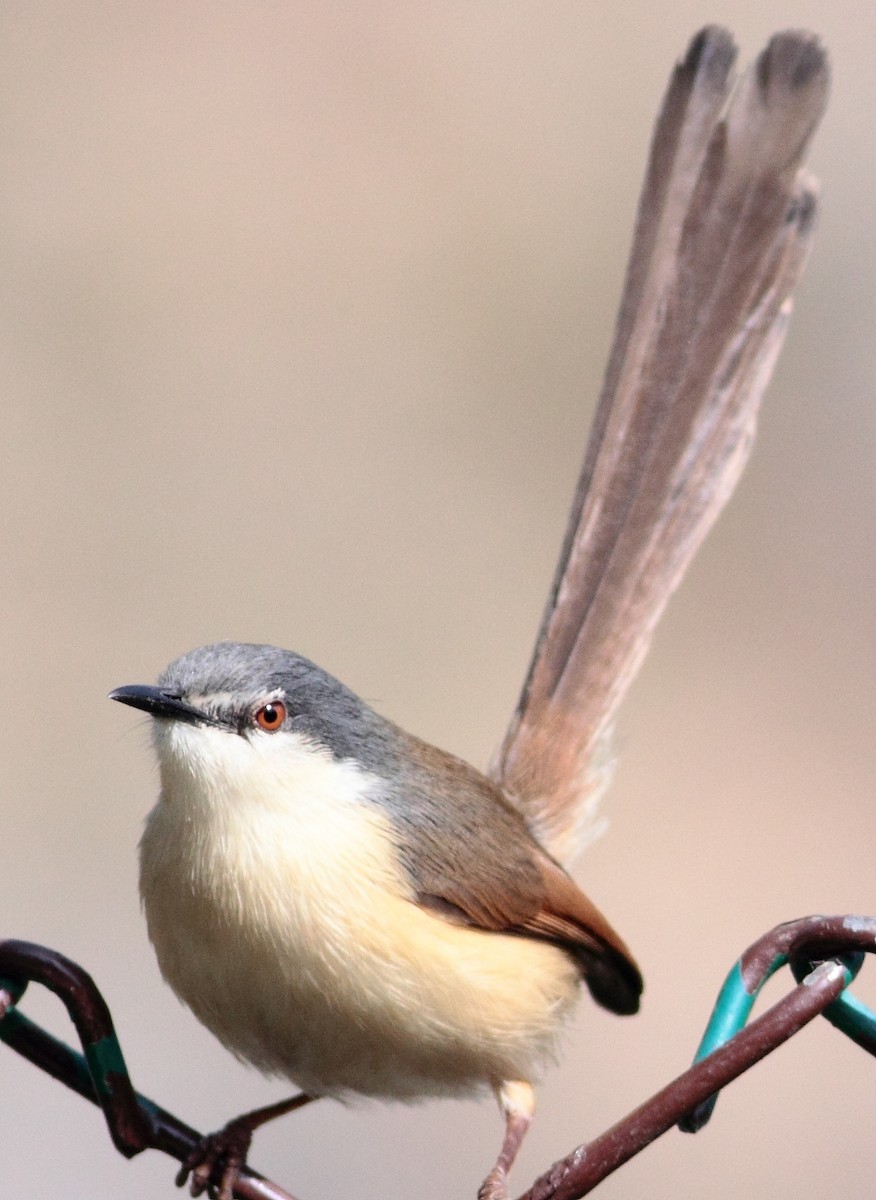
[491,28,829,865]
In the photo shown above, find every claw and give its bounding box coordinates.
[478,1165,510,1200]
[173,1093,313,1200]
[175,1119,254,1200]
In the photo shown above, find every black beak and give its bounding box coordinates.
[109,684,225,728]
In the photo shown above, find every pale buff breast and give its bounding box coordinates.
[139,721,581,1100]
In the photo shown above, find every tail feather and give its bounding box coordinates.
[491,29,828,864]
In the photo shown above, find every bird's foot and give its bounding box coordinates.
[478,1165,510,1200]
[174,1093,312,1200]
[176,1116,253,1200]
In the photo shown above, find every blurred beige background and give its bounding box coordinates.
[2,3,875,1198]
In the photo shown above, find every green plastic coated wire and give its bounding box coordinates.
[691,957,786,1061]
[681,920,876,1133]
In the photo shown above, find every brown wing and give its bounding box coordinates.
[491,29,828,864]
[395,733,642,1014]
[417,842,642,1015]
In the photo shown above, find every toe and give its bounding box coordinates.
[478,1167,509,1200]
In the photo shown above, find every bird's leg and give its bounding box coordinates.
[478,1080,535,1200]
[177,1091,315,1200]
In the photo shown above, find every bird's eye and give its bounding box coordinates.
[254,702,287,732]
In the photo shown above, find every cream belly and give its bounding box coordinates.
[140,722,581,1100]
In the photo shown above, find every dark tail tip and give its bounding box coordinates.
[583,950,644,1016]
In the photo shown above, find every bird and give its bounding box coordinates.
[111,642,641,1200]
[110,27,826,1200]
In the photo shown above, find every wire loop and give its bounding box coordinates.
[679,915,876,1132]
[0,939,297,1200]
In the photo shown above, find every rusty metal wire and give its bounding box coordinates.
[1,916,874,1200]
